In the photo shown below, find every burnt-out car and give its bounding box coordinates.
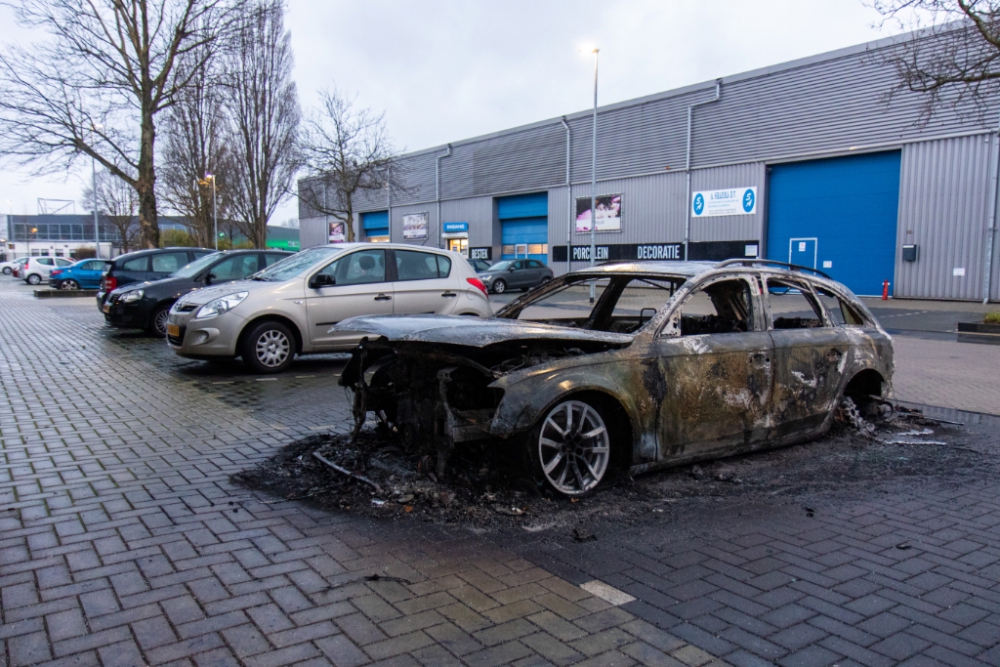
[338,260,893,497]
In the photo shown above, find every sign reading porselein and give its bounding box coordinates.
[692,187,757,218]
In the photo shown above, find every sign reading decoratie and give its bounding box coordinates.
[575,194,622,233]
[402,213,428,240]
[692,187,757,217]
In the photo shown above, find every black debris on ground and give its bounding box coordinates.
[231,406,992,534]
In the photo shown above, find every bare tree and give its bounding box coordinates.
[225,0,300,249]
[870,1,1000,119]
[299,90,401,243]
[82,170,140,253]
[0,0,240,249]
[158,49,233,248]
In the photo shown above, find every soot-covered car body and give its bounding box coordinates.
[338,260,893,497]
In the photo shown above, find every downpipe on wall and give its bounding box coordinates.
[684,80,721,261]
[561,117,572,274]
[985,112,1000,304]
[435,144,452,248]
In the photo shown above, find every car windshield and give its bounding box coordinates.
[487,261,513,272]
[498,274,685,334]
[250,246,342,281]
[171,252,222,279]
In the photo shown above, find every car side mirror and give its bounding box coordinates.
[309,273,336,288]
[203,272,216,285]
[508,266,516,272]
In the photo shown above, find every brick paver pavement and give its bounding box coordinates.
[2,281,1000,667]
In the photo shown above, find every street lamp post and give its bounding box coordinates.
[90,124,102,259]
[584,47,600,302]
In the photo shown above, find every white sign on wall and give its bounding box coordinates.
[692,187,757,218]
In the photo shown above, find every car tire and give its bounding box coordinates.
[527,398,612,498]
[27,274,41,285]
[146,304,171,337]
[492,279,507,294]
[60,279,80,290]
[2,267,10,275]
[241,321,296,374]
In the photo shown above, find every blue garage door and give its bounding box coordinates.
[362,211,389,242]
[766,152,900,296]
[498,192,548,263]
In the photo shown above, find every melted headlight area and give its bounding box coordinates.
[340,338,602,476]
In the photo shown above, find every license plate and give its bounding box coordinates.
[167,324,180,337]
[102,304,110,314]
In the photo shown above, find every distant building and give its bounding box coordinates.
[263,225,300,251]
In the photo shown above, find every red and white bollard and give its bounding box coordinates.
[882,280,890,300]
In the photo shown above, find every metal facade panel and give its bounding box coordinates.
[567,172,687,246]
[389,203,438,248]
[299,216,328,249]
[690,163,766,242]
[897,135,991,300]
[440,197,494,247]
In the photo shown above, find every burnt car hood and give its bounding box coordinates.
[332,314,634,348]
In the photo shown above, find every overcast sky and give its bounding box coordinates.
[0,0,913,227]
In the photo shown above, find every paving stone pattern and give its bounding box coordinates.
[0,286,727,667]
[3,282,1000,667]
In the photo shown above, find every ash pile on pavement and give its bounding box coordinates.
[232,405,993,534]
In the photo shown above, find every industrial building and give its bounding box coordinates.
[298,27,1000,301]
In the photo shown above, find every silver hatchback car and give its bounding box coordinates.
[166,243,493,373]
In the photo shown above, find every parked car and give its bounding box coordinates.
[166,243,493,373]
[478,259,553,294]
[103,249,292,336]
[48,259,108,290]
[21,257,74,285]
[96,247,214,309]
[1,257,28,276]
[338,259,893,497]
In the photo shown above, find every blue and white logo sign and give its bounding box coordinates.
[692,193,705,216]
[692,186,757,218]
[442,221,469,233]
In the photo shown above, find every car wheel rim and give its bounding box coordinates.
[61,280,78,290]
[154,310,170,336]
[538,400,610,496]
[494,280,505,293]
[28,275,39,284]
[255,330,290,368]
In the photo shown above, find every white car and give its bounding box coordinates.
[166,243,494,373]
[21,257,74,285]
[1,257,28,276]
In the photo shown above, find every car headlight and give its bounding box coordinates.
[196,291,249,319]
[122,290,144,303]
[480,275,491,281]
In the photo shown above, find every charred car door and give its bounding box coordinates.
[652,275,773,460]
[764,275,851,437]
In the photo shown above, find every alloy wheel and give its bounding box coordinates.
[493,279,506,294]
[60,280,79,290]
[153,309,170,337]
[255,329,291,368]
[537,400,610,496]
[27,274,40,285]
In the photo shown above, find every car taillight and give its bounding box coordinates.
[103,276,117,291]
[466,277,488,295]
[51,270,62,277]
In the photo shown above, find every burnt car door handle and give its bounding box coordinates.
[749,352,770,366]
[441,291,458,297]
[374,294,392,301]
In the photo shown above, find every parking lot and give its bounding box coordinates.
[3,278,1000,667]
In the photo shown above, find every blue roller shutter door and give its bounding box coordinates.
[362,211,389,241]
[497,193,548,263]
[766,151,900,296]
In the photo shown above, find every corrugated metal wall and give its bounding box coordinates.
[690,163,766,242]
[299,216,327,249]
[896,135,992,300]
[441,197,494,247]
